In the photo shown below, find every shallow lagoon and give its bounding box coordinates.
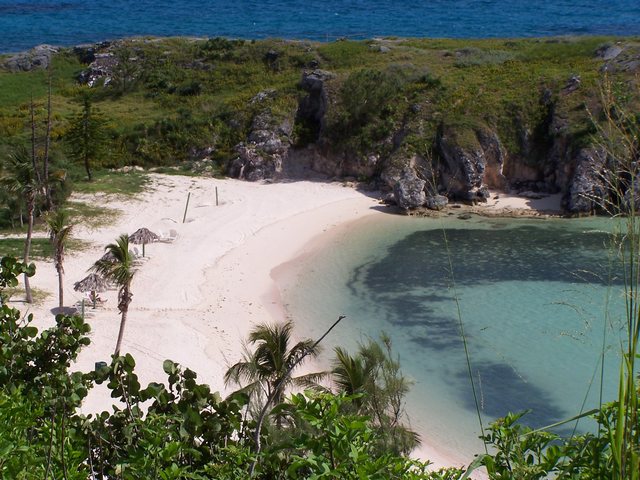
[278,213,627,461]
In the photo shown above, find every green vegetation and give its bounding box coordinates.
[1,35,638,226]
[1,35,639,477]
[0,237,87,259]
[0,257,463,479]
[1,36,636,181]
[70,170,148,196]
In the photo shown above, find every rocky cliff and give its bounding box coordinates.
[214,39,639,215]
[2,36,638,215]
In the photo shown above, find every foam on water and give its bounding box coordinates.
[278,213,626,461]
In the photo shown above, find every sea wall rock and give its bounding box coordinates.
[3,45,58,71]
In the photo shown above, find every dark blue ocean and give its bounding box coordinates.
[1,0,639,53]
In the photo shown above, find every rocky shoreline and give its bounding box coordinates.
[3,37,639,218]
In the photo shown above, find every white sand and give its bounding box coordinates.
[479,189,563,214]
[6,175,563,475]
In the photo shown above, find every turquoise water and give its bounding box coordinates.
[278,213,627,461]
[1,0,640,53]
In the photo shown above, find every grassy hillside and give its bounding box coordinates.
[0,35,638,221]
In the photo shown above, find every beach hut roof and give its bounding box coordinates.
[128,227,159,245]
[74,273,109,293]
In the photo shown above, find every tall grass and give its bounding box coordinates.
[591,76,640,479]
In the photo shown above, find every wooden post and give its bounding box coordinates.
[215,186,219,206]
[183,192,191,223]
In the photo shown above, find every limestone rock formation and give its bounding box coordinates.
[77,52,118,86]
[565,148,608,213]
[426,194,448,211]
[436,126,497,202]
[393,169,426,209]
[3,45,58,71]
[296,70,335,141]
[228,97,293,181]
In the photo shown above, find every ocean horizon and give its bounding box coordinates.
[1,0,640,53]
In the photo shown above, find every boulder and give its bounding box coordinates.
[380,154,433,192]
[73,41,111,64]
[3,45,58,71]
[393,169,426,210]
[426,194,448,211]
[601,43,640,73]
[596,44,623,61]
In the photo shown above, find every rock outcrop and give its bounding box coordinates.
[296,69,335,141]
[564,148,607,213]
[393,168,426,209]
[436,125,502,202]
[228,93,293,181]
[3,45,58,71]
[77,52,118,86]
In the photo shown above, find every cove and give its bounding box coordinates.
[277,212,627,462]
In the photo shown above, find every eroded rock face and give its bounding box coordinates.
[296,70,335,141]
[228,100,293,181]
[565,148,608,213]
[380,154,433,192]
[3,45,58,71]
[393,168,426,209]
[436,126,495,202]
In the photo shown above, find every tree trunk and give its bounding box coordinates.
[56,264,64,308]
[23,193,34,304]
[84,153,92,181]
[113,285,130,356]
[30,97,42,186]
[83,103,92,180]
[43,70,53,210]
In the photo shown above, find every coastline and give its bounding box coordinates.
[5,173,562,475]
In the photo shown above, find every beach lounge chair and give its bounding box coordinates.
[158,229,175,243]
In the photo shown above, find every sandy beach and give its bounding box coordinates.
[5,173,562,474]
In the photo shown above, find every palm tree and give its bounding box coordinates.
[92,234,135,356]
[45,209,73,309]
[224,321,325,408]
[1,147,38,303]
[331,346,373,408]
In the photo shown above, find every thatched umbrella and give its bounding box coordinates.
[74,273,108,308]
[128,227,159,257]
